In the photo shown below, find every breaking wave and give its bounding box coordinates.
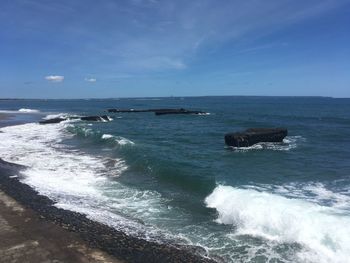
[102,133,135,146]
[18,108,40,113]
[64,125,135,147]
[0,122,168,241]
[205,185,350,263]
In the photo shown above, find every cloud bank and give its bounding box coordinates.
[45,75,64,82]
[85,78,97,82]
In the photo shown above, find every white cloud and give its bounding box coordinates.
[45,75,64,82]
[85,77,97,82]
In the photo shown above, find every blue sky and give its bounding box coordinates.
[0,0,349,98]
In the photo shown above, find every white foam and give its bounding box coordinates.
[0,109,39,114]
[247,182,350,211]
[102,133,135,146]
[205,185,350,263]
[43,113,80,120]
[18,108,40,113]
[116,137,135,145]
[102,134,114,139]
[0,122,167,241]
[0,123,110,200]
[229,136,304,152]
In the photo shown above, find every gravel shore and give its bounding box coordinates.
[0,189,123,263]
[0,158,217,263]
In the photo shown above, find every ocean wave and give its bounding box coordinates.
[99,116,113,122]
[101,134,113,139]
[0,109,40,114]
[0,123,164,239]
[102,133,135,146]
[43,113,82,120]
[18,108,40,113]
[228,136,305,152]
[64,125,135,147]
[205,185,350,263]
[249,182,350,211]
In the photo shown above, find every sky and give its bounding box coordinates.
[0,0,349,98]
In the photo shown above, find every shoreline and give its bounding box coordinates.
[0,189,123,263]
[0,157,217,263]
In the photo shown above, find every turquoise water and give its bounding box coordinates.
[1,97,350,262]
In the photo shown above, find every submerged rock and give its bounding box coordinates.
[225,128,288,147]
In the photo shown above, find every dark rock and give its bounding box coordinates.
[40,115,111,124]
[107,109,150,113]
[225,128,288,147]
[107,108,207,115]
[154,108,206,115]
[80,115,110,122]
[39,117,66,124]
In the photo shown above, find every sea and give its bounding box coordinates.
[0,96,350,263]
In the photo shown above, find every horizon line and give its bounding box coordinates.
[0,95,345,100]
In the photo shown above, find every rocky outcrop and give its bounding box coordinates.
[225,128,288,147]
[39,116,111,124]
[107,109,151,113]
[107,108,207,115]
[154,109,206,115]
[39,117,67,124]
[80,115,110,122]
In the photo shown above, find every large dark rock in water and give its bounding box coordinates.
[107,108,207,115]
[40,115,111,124]
[225,128,288,147]
[39,117,66,124]
[107,108,178,113]
[154,108,206,115]
[80,115,110,121]
[107,109,151,113]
